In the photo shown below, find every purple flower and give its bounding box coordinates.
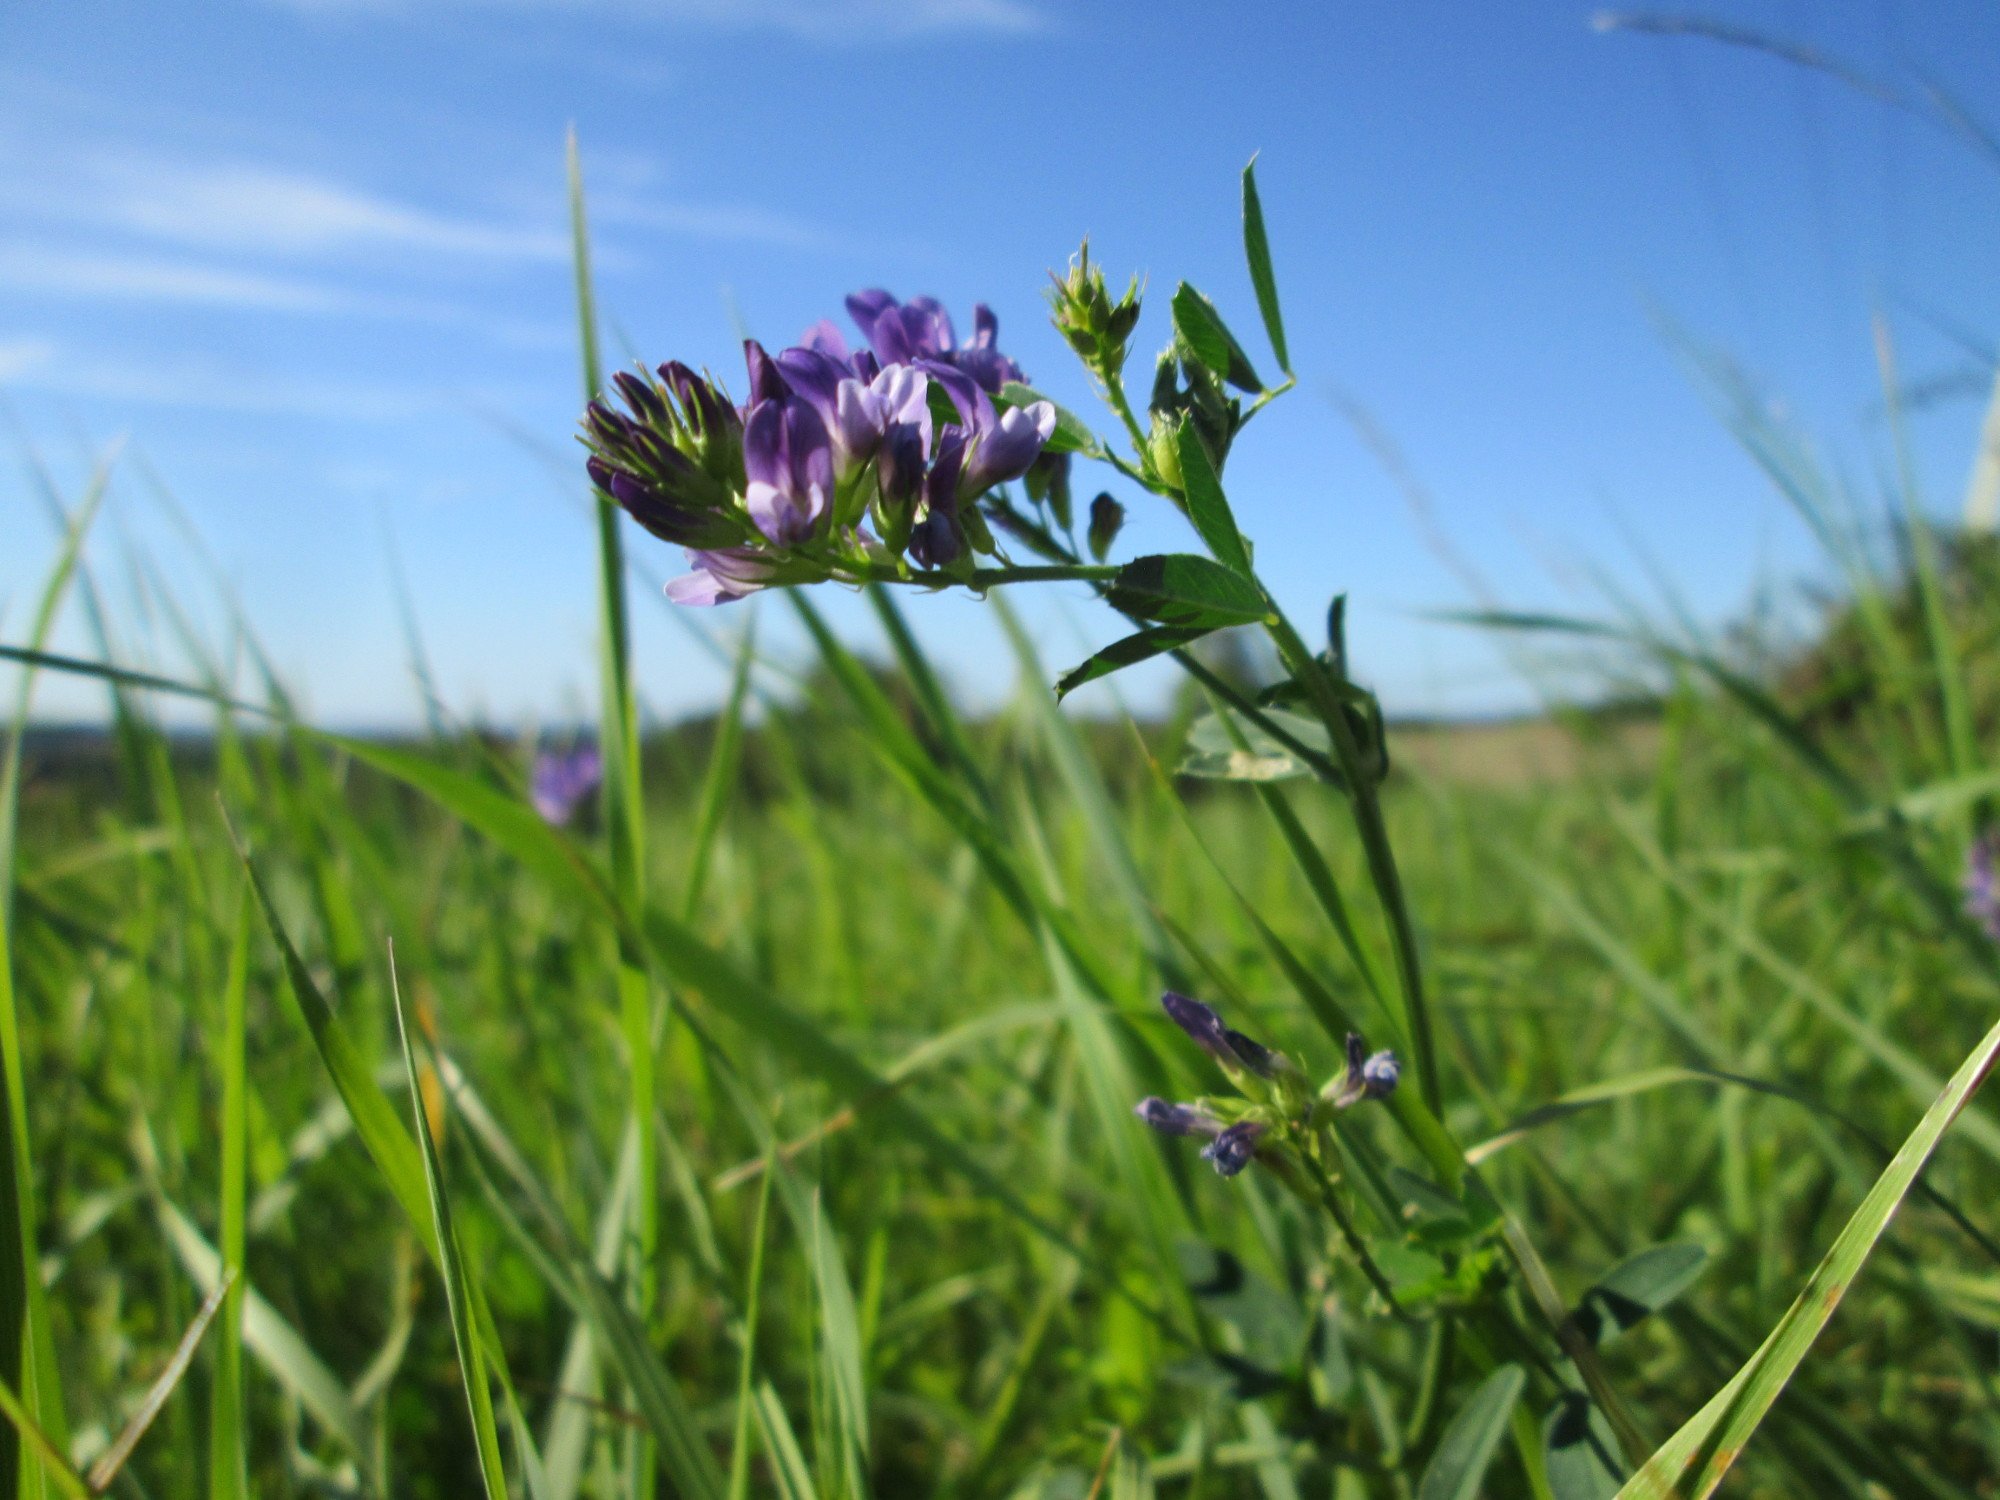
[531,746,602,827]
[907,427,969,568]
[664,547,780,606]
[743,339,788,404]
[1134,1097,1222,1138]
[581,365,742,549]
[1160,992,1285,1078]
[1331,1033,1400,1109]
[587,454,731,548]
[1162,990,1233,1059]
[919,359,1056,499]
[1135,1098,1262,1177]
[844,289,1027,393]
[1200,1121,1267,1178]
[742,396,835,545]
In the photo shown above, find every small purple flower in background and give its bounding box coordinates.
[1965,831,2000,940]
[1330,1033,1400,1109]
[1134,1098,1264,1177]
[531,746,602,827]
[1133,1097,1222,1138]
[1200,1121,1267,1178]
[1160,991,1287,1078]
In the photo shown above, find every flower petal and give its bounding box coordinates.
[1161,991,1232,1061]
[1200,1121,1265,1177]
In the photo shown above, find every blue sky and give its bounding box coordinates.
[3,0,1997,728]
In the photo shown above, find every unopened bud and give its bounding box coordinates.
[1147,416,1184,491]
[1087,493,1124,562]
[1048,240,1142,380]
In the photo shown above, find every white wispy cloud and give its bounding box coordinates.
[0,245,352,311]
[61,158,571,261]
[0,343,528,423]
[0,337,56,380]
[0,242,574,349]
[267,0,1045,38]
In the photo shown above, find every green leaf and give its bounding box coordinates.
[389,957,509,1500]
[1417,1364,1526,1500]
[1174,420,1251,573]
[1055,625,1215,699]
[1170,283,1262,393]
[998,381,1103,457]
[1616,1010,2000,1498]
[1241,157,1290,374]
[1107,553,1268,628]
[1545,1395,1623,1500]
[1575,1244,1708,1349]
[1181,707,1327,782]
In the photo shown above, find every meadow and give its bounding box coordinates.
[6,157,2000,1500]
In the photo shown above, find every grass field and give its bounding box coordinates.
[8,524,2000,1499]
[7,167,2000,1499]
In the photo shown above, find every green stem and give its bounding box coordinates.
[1263,608,1442,1116]
[1301,1149,1406,1319]
[1241,374,1297,424]
[848,561,1122,588]
[967,564,1122,587]
[1097,360,1152,456]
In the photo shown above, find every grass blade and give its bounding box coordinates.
[156,1199,374,1470]
[1618,1009,2000,1497]
[207,888,251,1500]
[84,1274,232,1493]
[388,948,509,1499]
[0,1380,85,1500]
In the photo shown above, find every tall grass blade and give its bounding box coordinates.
[387,949,509,1500]
[570,130,660,1498]
[1617,1009,2000,1497]
[84,1274,231,1493]
[207,889,251,1500]
[0,1379,85,1500]
[0,461,114,1498]
[155,1200,374,1471]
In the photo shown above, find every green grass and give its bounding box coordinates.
[6,521,2000,1497]
[7,161,2000,1498]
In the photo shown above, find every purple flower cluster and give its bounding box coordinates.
[581,291,1060,606]
[1134,991,1398,1179]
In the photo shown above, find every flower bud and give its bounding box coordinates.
[1147,415,1184,491]
[1048,241,1142,379]
[1025,451,1072,531]
[1087,493,1124,562]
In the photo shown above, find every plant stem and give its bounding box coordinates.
[1097,361,1152,457]
[1263,607,1442,1116]
[850,561,1123,588]
[1301,1150,1406,1318]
